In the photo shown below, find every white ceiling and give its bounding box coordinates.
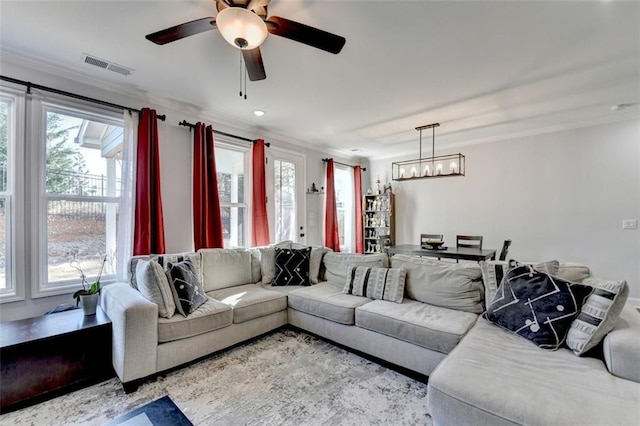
[1,0,638,159]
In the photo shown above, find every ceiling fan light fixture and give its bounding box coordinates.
[216,7,268,50]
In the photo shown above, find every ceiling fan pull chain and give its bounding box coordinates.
[244,66,248,100]
[239,52,243,98]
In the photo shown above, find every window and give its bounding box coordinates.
[216,144,248,248]
[0,95,16,298]
[26,101,125,296]
[334,166,355,252]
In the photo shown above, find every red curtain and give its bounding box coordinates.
[251,139,270,246]
[324,159,340,252]
[354,166,364,254]
[133,108,166,255]
[193,123,224,250]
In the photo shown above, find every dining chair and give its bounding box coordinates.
[456,235,483,249]
[456,235,483,263]
[499,239,512,261]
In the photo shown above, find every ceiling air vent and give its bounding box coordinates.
[81,53,134,76]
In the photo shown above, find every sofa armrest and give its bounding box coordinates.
[101,282,158,384]
[603,304,640,383]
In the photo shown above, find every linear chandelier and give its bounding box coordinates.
[392,123,465,181]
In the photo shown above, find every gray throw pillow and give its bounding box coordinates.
[166,259,208,317]
[135,259,176,318]
[259,241,293,285]
[343,265,406,303]
[566,277,628,356]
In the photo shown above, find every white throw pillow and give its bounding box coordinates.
[135,259,176,318]
[566,277,629,356]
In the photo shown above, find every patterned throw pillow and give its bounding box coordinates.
[343,265,406,303]
[166,259,208,316]
[273,247,312,286]
[484,261,593,350]
[566,277,629,356]
[135,259,176,318]
[480,259,560,307]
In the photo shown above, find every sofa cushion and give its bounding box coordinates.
[427,317,640,426]
[135,259,176,318]
[567,277,629,356]
[210,284,287,324]
[288,283,372,325]
[556,262,591,283]
[199,248,254,291]
[480,259,560,305]
[274,247,311,286]
[484,262,593,350]
[356,299,478,353]
[166,259,208,316]
[343,266,406,303]
[157,297,233,343]
[322,252,388,287]
[391,255,484,314]
[603,304,640,383]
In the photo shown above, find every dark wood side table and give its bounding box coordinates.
[0,306,114,413]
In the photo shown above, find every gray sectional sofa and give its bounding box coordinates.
[100,244,640,425]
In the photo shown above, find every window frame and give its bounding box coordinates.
[29,98,124,298]
[0,89,25,302]
[334,164,355,253]
[214,139,250,248]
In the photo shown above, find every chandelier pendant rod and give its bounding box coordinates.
[432,124,435,170]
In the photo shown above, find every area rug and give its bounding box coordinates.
[1,329,431,425]
[102,396,193,426]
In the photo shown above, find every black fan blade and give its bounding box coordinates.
[242,48,266,81]
[146,17,217,45]
[266,16,345,54]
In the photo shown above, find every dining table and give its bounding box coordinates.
[386,244,497,262]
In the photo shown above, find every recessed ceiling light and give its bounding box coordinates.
[253,110,265,117]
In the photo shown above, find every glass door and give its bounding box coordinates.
[267,150,305,244]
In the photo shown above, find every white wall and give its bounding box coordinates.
[0,59,356,320]
[369,119,640,298]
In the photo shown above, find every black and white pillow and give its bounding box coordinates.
[273,247,312,286]
[480,259,560,306]
[484,261,593,350]
[166,259,208,316]
[566,277,628,356]
[343,265,406,304]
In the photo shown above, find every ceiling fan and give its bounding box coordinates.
[145,0,346,81]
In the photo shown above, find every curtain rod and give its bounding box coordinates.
[178,120,270,146]
[0,75,166,121]
[322,157,367,171]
